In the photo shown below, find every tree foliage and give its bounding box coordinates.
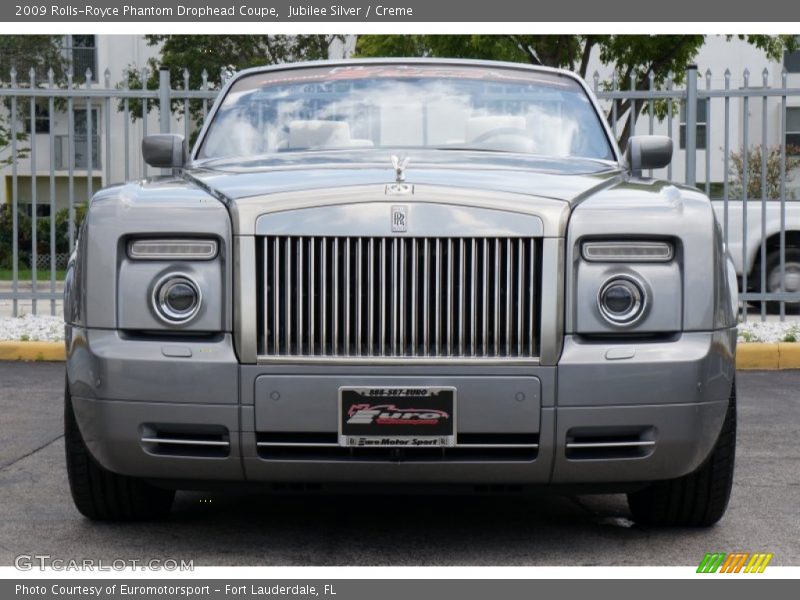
[0,36,65,168]
[356,35,798,149]
[729,145,800,200]
[120,35,342,140]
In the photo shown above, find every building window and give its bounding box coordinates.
[785,37,800,73]
[23,101,50,134]
[788,107,800,156]
[54,108,101,170]
[63,34,97,81]
[680,99,707,150]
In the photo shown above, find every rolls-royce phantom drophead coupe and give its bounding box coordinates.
[64,59,738,526]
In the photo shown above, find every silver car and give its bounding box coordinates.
[64,59,738,526]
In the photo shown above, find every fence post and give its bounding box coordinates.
[685,64,698,187]
[158,67,171,134]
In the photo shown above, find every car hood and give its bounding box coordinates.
[187,150,625,205]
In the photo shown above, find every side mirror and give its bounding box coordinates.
[626,135,673,175]
[142,134,186,169]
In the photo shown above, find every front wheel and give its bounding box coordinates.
[761,248,800,314]
[65,380,175,521]
[626,379,736,527]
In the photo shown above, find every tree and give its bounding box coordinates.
[729,145,800,200]
[120,35,343,141]
[355,35,798,150]
[0,36,65,167]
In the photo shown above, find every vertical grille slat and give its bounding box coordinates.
[309,238,315,355]
[258,236,540,359]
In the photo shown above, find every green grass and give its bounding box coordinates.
[0,269,66,281]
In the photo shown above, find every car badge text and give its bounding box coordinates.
[391,205,408,232]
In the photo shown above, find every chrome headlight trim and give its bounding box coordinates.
[152,273,202,325]
[582,240,673,263]
[129,238,218,261]
[596,274,647,326]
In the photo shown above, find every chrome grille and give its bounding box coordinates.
[257,236,540,359]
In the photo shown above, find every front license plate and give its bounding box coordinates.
[339,386,456,448]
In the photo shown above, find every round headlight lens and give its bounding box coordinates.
[154,275,201,324]
[597,276,645,325]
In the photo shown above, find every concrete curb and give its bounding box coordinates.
[736,343,800,370]
[1,341,799,369]
[0,341,66,362]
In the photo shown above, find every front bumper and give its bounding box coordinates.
[66,326,735,487]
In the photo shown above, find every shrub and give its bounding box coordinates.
[0,203,86,269]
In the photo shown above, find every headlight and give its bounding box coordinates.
[152,274,202,324]
[129,238,218,260]
[597,275,646,326]
[582,240,673,262]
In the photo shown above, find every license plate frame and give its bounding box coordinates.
[338,386,457,448]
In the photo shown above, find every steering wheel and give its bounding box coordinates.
[471,127,531,144]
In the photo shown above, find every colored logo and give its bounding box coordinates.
[697,552,773,573]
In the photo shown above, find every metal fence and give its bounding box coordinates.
[2,64,800,321]
[594,64,800,321]
[0,67,218,317]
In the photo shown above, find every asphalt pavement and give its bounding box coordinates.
[0,362,798,566]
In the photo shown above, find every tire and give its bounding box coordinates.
[755,248,800,314]
[626,379,736,527]
[65,380,175,521]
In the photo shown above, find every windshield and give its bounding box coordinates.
[197,64,615,161]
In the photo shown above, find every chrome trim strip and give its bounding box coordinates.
[309,238,315,355]
[254,441,538,449]
[234,235,257,363]
[529,239,536,356]
[256,355,541,365]
[333,237,339,356]
[380,238,386,355]
[435,238,441,356]
[566,441,656,448]
[400,238,406,354]
[368,238,374,356]
[482,239,488,356]
[392,238,399,355]
[459,238,465,356]
[411,239,418,356]
[470,238,477,356]
[285,236,292,354]
[494,238,500,356]
[141,437,230,447]
[356,237,362,357]
[455,443,540,449]
[505,238,512,356]
[447,238,453,356]
[272,237,279,355]
[423,238,430,356]
[538,238,564,366]
[345,237,351,354]
[321,239,327,353]
[298,236,304,354]
[256,442,340,448]
[517,239,524,356]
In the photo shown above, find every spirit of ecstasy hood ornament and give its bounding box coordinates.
[391,155,410,183]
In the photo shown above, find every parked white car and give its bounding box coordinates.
[712,200,800,306]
